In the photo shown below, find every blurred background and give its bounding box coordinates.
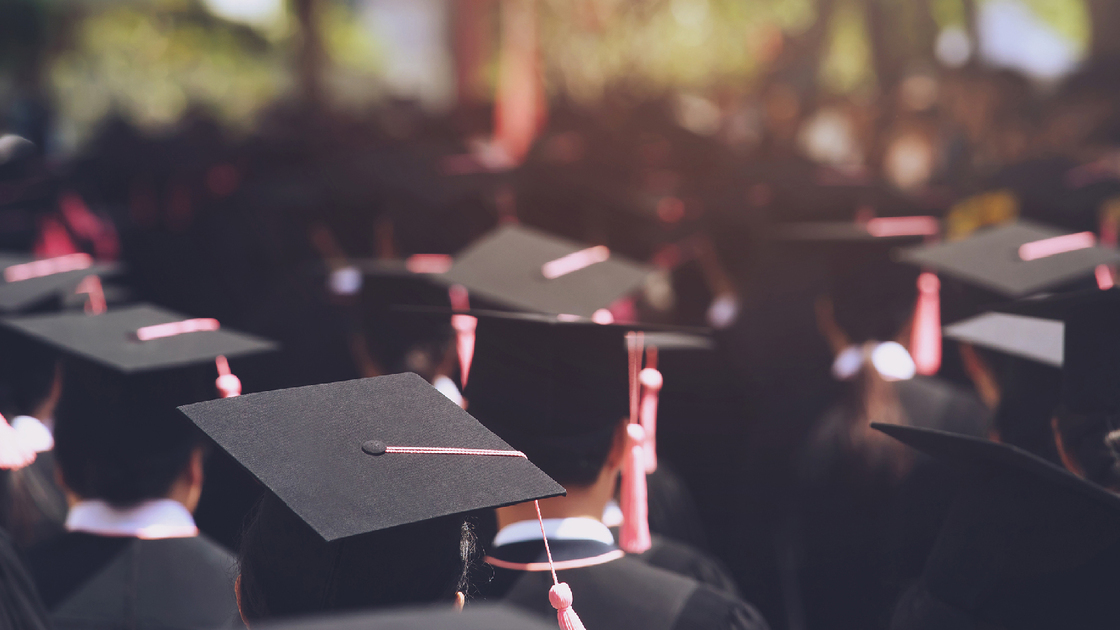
[5,1,1120,628]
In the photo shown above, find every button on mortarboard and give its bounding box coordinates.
[898,220,1120,297]
[178,373,565,542]
[438,224,652,318]
[0,303,277,374]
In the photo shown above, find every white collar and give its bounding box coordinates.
[493,517,615,548]
[65,499,198,539]
[832,341,916,382]
[10,416,53,453]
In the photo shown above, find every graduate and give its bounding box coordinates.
[0,528,49,630]
[250,604,557,630]
[6,304,276,630]
[943,311,1064,464]
[877,423,1120,629]
[461,310,771,630]
[782,220,990,630]
[176,372,565,623]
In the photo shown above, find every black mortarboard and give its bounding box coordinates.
[0,304,276,374]
[257,605,556,630]
[0,254,121,313]
[178,373,564,541]
[874,423,1120,628]
[997,288,1120,414]
[439,224,651,318]
[897,220,1120,297]
[943,312,1063,367]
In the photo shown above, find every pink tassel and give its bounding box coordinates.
[619,423,651,553]
[0,414,36,470]
[449,284,476,387]
[75,275,107,315]
[549,583,587,630]
[910,272,941,376]
[215,355,242,398]
[638,367,662,474]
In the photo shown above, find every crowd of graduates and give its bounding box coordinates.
[3,55,1120,630]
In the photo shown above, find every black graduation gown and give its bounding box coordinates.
[636,535,741,598]
[26,533,239,630]
[479,538,770,630]
[2,451,67,550]
[789,376,990,630]
[0,529,49,630]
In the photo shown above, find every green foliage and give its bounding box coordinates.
[49,3,287,147]
[538,0,819,102]
[819,0,874,95]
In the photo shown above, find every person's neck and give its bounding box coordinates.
[496,469,615,531]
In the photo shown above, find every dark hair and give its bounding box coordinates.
[52,360,206,507]
[1052,407,1120,491]
[484,419,623,488]
[0,333,59,419]
[237,492,473,621]
[829,254,919,345]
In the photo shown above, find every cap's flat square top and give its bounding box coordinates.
[898,221,1120,297]
[1,304,277,373]
[179,373,564,541]
[440,225,651,318]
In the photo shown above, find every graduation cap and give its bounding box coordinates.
[464,310,706,554]
[996,288,1120,415]
[256,605,557,630]
[873,423,1120,628]
[944,312,1065,463]
[943,312,1063,368]
[438,225,652,319]
[0,253,122,313]
[178,373,563,541]
[180,373,588,630]
[897,220,1120,298]
[773,217,940,374]
[1,304,276,376]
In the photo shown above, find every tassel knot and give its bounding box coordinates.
[549,582,586,630]
[215,356,242,398]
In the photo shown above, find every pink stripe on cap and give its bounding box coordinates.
[4,253,93,283]
[1019,231,1096,261]
[865,216,940,238]
[134,318,220,341]
[406,254,453,274]
[541,246,610,280]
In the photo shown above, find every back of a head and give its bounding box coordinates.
[465,316,629,487]
[52,359,208,507]
[829,248,920,345]
[237,492,468,621]
[0,332,58,420]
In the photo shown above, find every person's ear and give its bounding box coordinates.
[235,574,249,628]
[604,419,629,472]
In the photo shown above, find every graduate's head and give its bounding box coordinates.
[0,331,60,421]
[7,303,278,508]
[53,359,209,508]
[175,373,563,622]
[465,313,633,488]
[236,492,472,621]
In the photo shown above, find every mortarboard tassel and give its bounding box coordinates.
[449,285,477,387]
[619,332,652,553]
[215,355,242,398]
[0,413,36,470]
[638,346,662,473]
[910,272,941,376]
[367,444,586,630]
[75,274,107,315]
